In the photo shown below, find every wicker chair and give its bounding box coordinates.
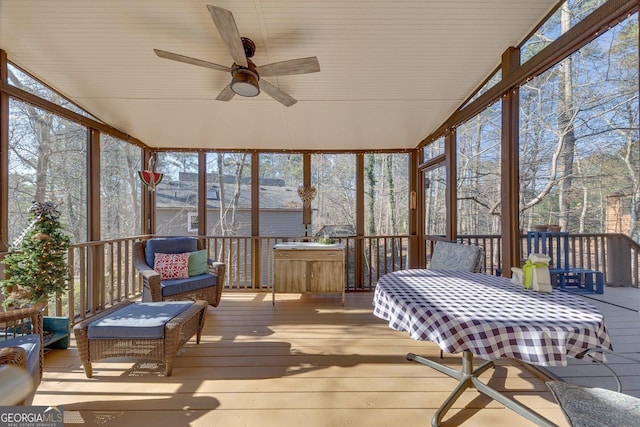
[430,241,485,359]
[429,240,485,273]
[133,237,226,307]
[0,347,33,405]
[0,305,44,405]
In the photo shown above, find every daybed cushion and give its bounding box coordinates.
[145,237,198,268]
[0,334,41,381]
[161,274,218,297]
[87,302,194,339]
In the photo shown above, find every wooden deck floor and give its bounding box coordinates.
[544,286,640,398]
[36,291,578,426]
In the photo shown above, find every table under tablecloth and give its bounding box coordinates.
[373,269,612,367]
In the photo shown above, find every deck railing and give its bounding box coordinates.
[3,232,638,324]
[63,236,147,322]
[204,235,410,292]
[430,233,640,286]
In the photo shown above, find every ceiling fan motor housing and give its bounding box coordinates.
[231,59,260,97]
[241,37,256,58]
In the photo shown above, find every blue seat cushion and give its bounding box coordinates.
[145,237,198,268]
[0,334,41,380]
[161,273,218,297]
[87,302,194,339]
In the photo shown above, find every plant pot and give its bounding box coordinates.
[534,224,548,232]
[548,225,561,232]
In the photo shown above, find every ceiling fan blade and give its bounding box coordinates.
[206,5,247,67]
[216,84,236,101]
[154,49,231,73]
[259,79,297,107]
[257,57,320,77]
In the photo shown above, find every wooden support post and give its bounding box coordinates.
[198,152,207,236]
[500,47,521,277]
[606,235,632,286]
[251,152,261,289]
[302,153,311,235]
[445,131,457,240]
[408,150,423,268]
[0,50,8,254]
[355,153,365,289]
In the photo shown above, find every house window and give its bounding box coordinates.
[207,189,220,200]
[188,212,199,232]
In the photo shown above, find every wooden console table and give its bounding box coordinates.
[273,243,345,304]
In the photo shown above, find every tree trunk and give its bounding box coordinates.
[365,154,376,235]
[557,4,576,231]
[125,149,140,234]
[385,154,396,234]
[216,153,228,235]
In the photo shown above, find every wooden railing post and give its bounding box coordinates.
[606,234,632,286]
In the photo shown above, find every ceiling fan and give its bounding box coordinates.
[154,5,320,107]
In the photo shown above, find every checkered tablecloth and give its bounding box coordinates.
[373,269,613,367]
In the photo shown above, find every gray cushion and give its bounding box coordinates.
[547,380,640,427]
[0,334,41,380]
[87,302,193,339]
[145,237,198,268]
[430,241,481,272]
[161,273,218,297]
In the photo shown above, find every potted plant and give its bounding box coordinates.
[1,201,71,348]
[317,234,337,245]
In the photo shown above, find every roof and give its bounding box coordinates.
[155,174,301,209]
[0,0,558,151]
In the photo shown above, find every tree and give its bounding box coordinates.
[556,4,577,231]
[384,154,398,234]
[100,137,141,239]
[365,154,376,235]
[518,3,638,235]
[7,66,88,244]
[216,153,249,236]
[456,103,502,235]
[1,201,71,308]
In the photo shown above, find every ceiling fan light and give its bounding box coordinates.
[231,71,260,97]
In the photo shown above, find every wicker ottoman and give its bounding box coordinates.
[73,300,207,377]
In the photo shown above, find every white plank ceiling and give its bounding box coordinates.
[0,0,558,151]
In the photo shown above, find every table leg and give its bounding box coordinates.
[407,351,558,427]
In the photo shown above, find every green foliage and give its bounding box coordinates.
[317,235,337,245]
[1,201,71,308]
